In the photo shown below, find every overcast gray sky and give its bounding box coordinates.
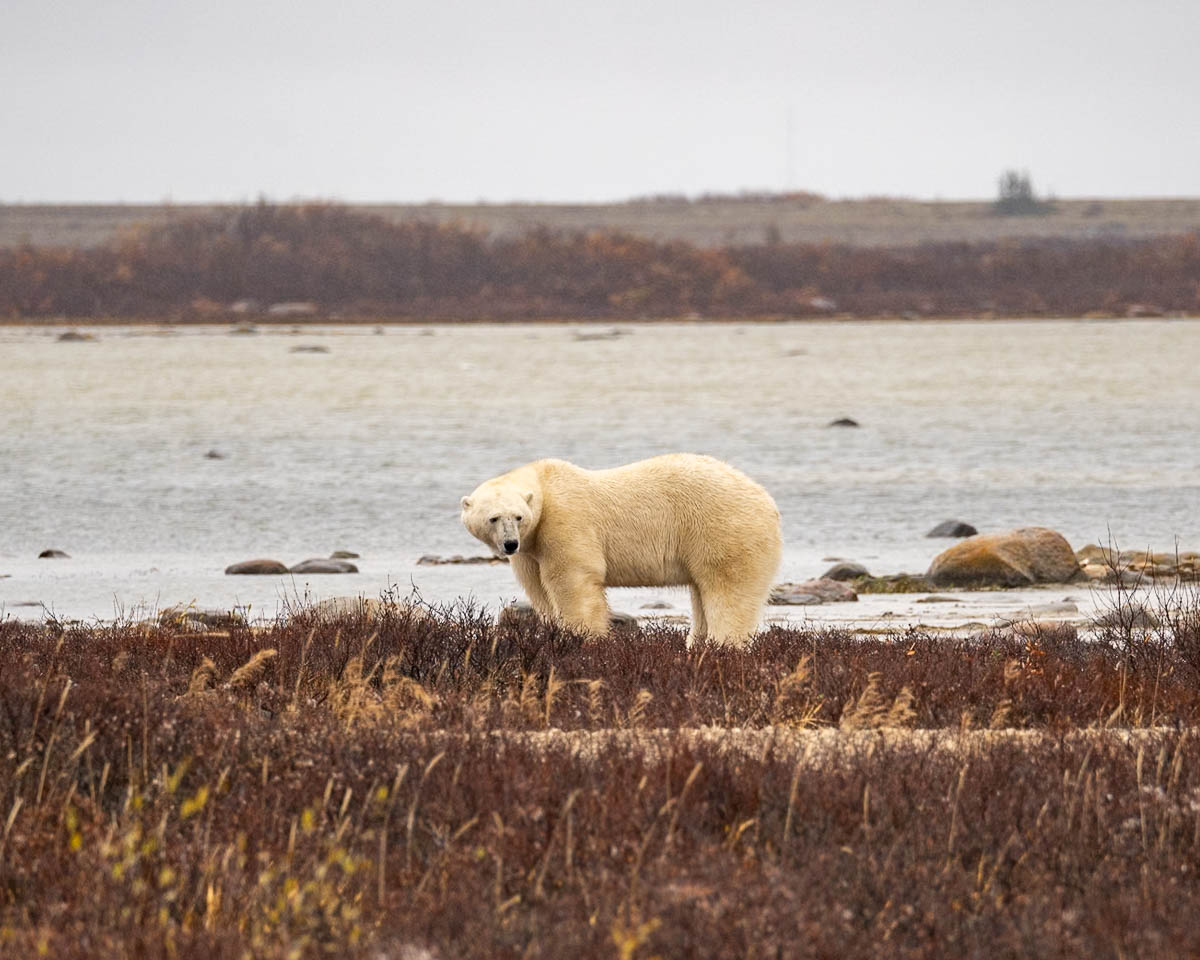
[2,0,1197,203]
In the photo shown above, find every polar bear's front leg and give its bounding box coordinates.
[540,558,611,637]
[509,554,556,621]
[686,584,708,645]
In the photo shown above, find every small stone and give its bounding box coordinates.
[915,595,957,603]
[640,600,672,609]
[1094,605,1160,629]
[204,449,225,459]
[57,330,95,342]
[330,550,360,559]
[289,345,330,353]
[289,558,358,574]
[926,520,978,538]
[416,554,506,565]
[828,417,859,428]
[225,558,289,575]
[38,549,70,559]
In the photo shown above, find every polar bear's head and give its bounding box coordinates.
[460,482,539,557]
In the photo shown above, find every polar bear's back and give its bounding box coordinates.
[533,453,780,588]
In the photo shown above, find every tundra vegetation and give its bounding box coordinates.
[2,582,1200,958]
[2,202,1199,320]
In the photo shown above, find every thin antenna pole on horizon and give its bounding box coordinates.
[784,104,796,193]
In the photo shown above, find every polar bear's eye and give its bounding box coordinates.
[515,515,523,522]
[489,517,499,524]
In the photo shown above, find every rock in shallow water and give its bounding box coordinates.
[927,527,1079,587]
[289,558,358,574]
[38,549,70,559]
[926,520,978,538]
[224,558,289,575]
[822,561,870,581]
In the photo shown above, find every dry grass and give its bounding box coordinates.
[2,596,1200,957]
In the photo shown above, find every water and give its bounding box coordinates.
[2,319,1198,621]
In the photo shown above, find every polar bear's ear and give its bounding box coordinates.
[523,491,534,505]
[460,496,471,510]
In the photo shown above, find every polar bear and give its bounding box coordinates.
[460,454,782,647]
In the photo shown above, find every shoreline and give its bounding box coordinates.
[4,313,1200,327]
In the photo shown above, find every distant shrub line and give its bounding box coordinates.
[2,202,1198,319]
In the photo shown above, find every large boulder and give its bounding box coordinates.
[927,527,1079,587]
[225,558,289,575]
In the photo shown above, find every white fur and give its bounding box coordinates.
[460,453,782,647]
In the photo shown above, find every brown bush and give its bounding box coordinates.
[2,606,1200,957]
[3,202,1198,319]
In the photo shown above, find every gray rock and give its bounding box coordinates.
[640,600,673,609]
[330,550,360,559]
[57,330,95,342]
[572,327,628,342]
[927,520,979,538]
[267,301,318,317]
[828,417,859,427]
[770,578,858,605]
[417,554,507,565]
[204,449,225,459]
[289,558,358,574]
[822,561,870,581]
[225,558,289,575]
[767,590,822,606]
[159,606,245,629]
[38,549,70,559]
[496,601,635,629]
[1021,601,1080,616]
[1094,605,1160,629]
[290,345,330,353]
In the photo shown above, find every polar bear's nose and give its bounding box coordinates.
[503,539,519,555]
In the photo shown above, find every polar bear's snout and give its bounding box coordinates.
[496,517,522,555]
